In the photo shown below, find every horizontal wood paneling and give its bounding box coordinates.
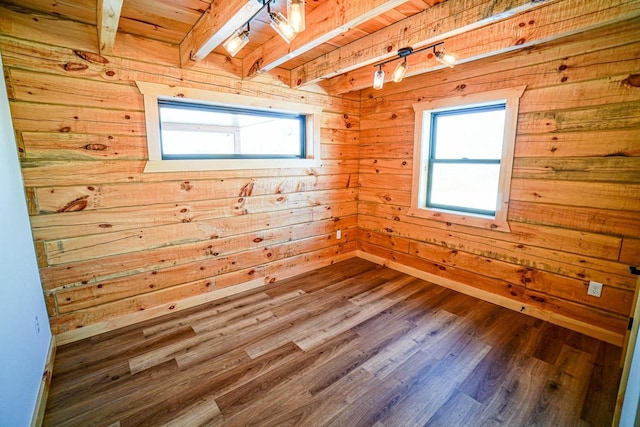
[0,7,359,335]
[358,18,640,337]
[2,3,639,341]
[38,215,353,295]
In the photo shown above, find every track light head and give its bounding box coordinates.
[392,59,408,83]
[373,66,385,90]
[269,11,296,43]
[288,0,305,33]
[435,49,457,68]
[223,29,250,57]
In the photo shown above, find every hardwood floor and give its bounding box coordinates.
[44,258,622,426]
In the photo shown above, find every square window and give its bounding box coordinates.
[427,104,506,216]
[410,86,526,231]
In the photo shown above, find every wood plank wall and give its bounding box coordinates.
[0,5,360,338]
[358,17,640,339]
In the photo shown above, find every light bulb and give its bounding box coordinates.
[270,12,296,43]
[223,29,249,57]
[392,60,408,82]
[288,0,305,33]
[373,68,385,90]
[435,50,457,68]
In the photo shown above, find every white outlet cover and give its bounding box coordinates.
[588,281,603,297]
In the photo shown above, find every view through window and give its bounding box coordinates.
[159,100,306,160]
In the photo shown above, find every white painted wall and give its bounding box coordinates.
[619,280,640,427]
[0,52,52,426]
[619,332,640,426]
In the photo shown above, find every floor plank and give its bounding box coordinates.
[44,258,622,426]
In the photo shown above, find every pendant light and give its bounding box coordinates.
[287,0,305,33]
[392,47,412,83]
[392,58,408,82]
[223,28,250,57]
[435,49,458,68]
[269,10,296,43]
[373,65,385,90]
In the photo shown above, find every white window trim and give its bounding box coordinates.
[409,86,526,232]
[136,81,323,172]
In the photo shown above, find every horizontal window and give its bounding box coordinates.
[136,81,322,172]
[158,101,306,160]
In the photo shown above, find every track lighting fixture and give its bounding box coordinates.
[223,0,305,57]
[371,42,457,90]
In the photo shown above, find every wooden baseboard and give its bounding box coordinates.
[55,251,357,345]
[357,251,624,346]
[31,335,56,427]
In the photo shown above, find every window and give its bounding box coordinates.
[158,101,306,160]
[136,81,322,172]
[427,104,505,216]
[410,87,526,231]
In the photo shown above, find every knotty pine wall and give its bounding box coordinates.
[2,4,639,343]
[358,17,640,341]
[0,5,359,339]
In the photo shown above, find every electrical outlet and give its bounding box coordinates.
[336,229,342,239]
[587,281,603,297]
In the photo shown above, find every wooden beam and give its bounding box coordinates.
[180,0,262,68]
[322,0,640,94]
[242,0,410,79]
[96,0,123,55]
[290,0,556,89]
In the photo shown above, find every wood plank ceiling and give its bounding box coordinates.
[1,0,639,94]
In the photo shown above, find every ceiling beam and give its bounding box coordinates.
[290,0,557,89]
[180,0,262,68]
[322,0,640,94]
[97,0,123,55]
[242,0,410,79]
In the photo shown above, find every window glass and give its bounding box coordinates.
[158,100,305,160]
[427,104,506,216]
[429,163,501,213]
[432,107,505,159]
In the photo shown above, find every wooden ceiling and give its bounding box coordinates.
[1,0,638,94]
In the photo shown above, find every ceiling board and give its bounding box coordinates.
[3,0,624,96]
[0,0,97,24]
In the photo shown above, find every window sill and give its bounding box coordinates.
[407,206,511,232]
[143,158,322,173]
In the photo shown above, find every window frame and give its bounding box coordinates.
[136,81,322,172]
[409,86,526,232]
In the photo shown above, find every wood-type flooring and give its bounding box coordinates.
[44,258,622,426]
